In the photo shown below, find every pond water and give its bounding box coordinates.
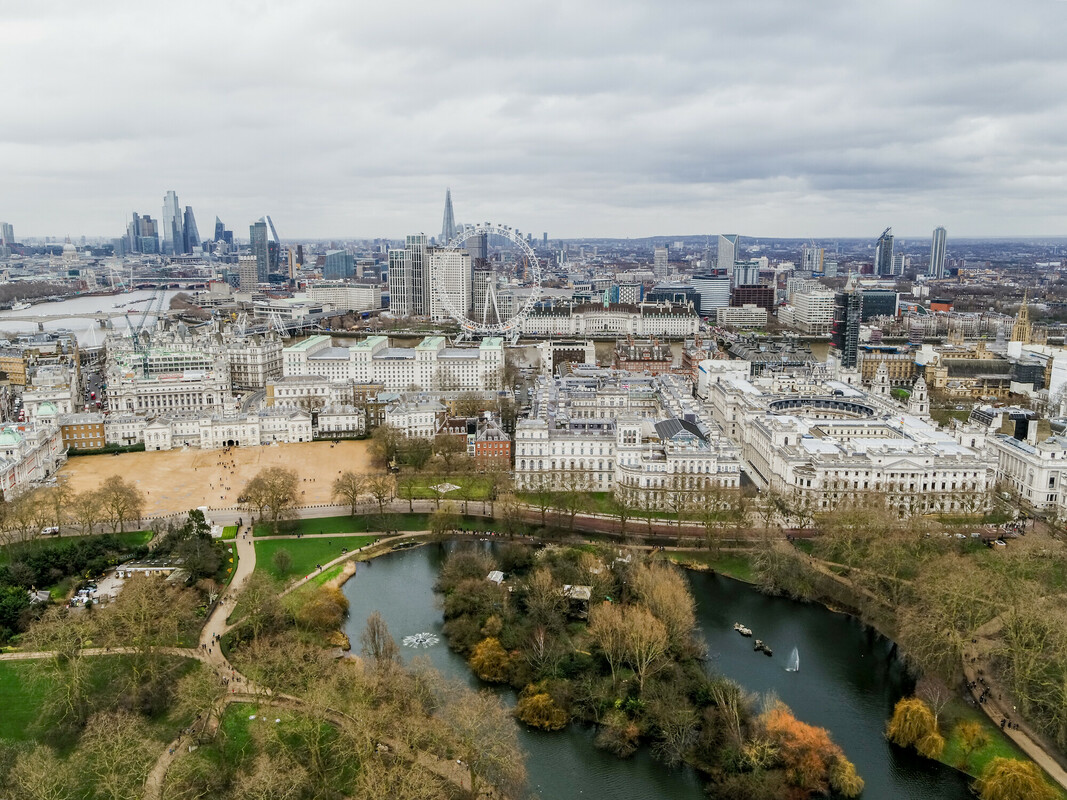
[342,542,972,799]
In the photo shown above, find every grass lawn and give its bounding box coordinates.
[936,698,1065,795]
[397,474,491,501]
[0,654,199,745]
[254,512,506,537]
[0,661,48,741]
[255,536,377,581]
[221,525,238,540]
[664,549,757,583]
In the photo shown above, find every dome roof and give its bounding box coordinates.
[0,428,22,447]
[38,402,57,415]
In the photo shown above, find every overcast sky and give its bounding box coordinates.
[4,0,1067,240]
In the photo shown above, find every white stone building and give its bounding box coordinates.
[383,397,447,439]
[317,405,367,437]
[715,304,768,328]
[522,302,699,338]
[0,422,66,499]
[282,335,504,392]
[306,282,382,313]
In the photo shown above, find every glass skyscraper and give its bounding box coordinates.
[929,226,947,278]
[162,190,183,255]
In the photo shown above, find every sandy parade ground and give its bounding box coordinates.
[58,440,375,517]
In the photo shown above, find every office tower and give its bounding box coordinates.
[718,234,738,275]
[296,244,304,266]
[128,213,159,254]
[324,250,354,279]
[733,260,760,288]
[238,254,259,292]
[892,253,906,276]
[875,227,894,276]
[430,248,472,322]
[831,281,862,369]
[182,206,200,253]
[543,232,548,246]
[466,232,488,263]
[250,221,269,282]
[441,188,456,244]
[692,274,731,315]
[0,222,13,246]
[162,190,183,255]
[824,259,839,278]
[214,217,226,242]
[802,245,824,273]
[287,248,298,280]
[388,233,430,317]
[929,226,947,278]
[653,246,669,281]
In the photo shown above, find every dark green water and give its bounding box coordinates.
[342,543,972,799]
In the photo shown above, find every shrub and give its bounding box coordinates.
[886,697,944,759]
[469,637,511,683]
[515,685,569,731]
[595,709,641,758]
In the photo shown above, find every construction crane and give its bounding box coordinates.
[129,287,169,377]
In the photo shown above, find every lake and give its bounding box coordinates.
[342,542,972,799]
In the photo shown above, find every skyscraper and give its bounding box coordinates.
[212,217,233,247]
[802,245,824,274]
[929,226,947,278]
[127,213,159,254]
[238,254,259,292]
[440,189,456,244]
[324,250,354,279]
[831,278,862,369]
[250,221,269,282]
[0,222,13,246]
[182,206,200,253]
[875,227,894,276]
[430,248,472,322]
[653,246,669,281]
[388,234,431,317]
[162,190,183,255]
[717,234,738,275]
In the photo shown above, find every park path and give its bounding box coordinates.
[962,619,1067,791]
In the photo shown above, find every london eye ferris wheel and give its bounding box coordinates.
[433,222,542,338]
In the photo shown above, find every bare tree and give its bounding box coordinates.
[241,466,298,533]
[438,685,527,799]
[360,611,400,672]
[77,710,160,800]
[622,605,669,691]
[98,475,145,533]
[331,470,366,516]
[71,488,104,537]
[588,602,628,687]
[366,475,396,517]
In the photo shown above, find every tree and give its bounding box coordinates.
[97,475,144,533]
[7,489,43,542]
[25,607,98,730]
[975,757,1058,800]
[622,604,669,691]
[40,481,72,535]
[366,475,395,517]
[481,466,511,517]
[610,485,637,535]
[515,684,569,731]
[469,637,511,683]
[439,686,527,799]
[360,611,400,672]
[100,579,197,686]
[242,466,298,533]
[955,720,990,763]
[369,424,402,467]
[761,701,856,797]
[454,391,484,418]
[556,470,590,531]
[430,430,469,475]
[77,710,160,800]
[429,502,460,540]
[522,567,567,630]
[527,473,556,528]
[629,561,696,653]
[6,744,76,800]
[589,602,629,687]
[915,675,954,724]
[331,470,366,516]
[886,697,945,759]
[397,473,419,512]
[665,477,693,530]
[233,572,286,641]
[271,548,293,576]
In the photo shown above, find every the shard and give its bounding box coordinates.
[440,188,456,244]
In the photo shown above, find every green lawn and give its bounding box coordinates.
[397,474,491,501]
[221,525,238,540]
[253,512,506,537]
[254,536,377,581]
[0,661,48,741]
[937,699,1064,795]
[0,654,200,745]
[664,549,757,583]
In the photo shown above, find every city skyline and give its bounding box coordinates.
[3,1,1067,240]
